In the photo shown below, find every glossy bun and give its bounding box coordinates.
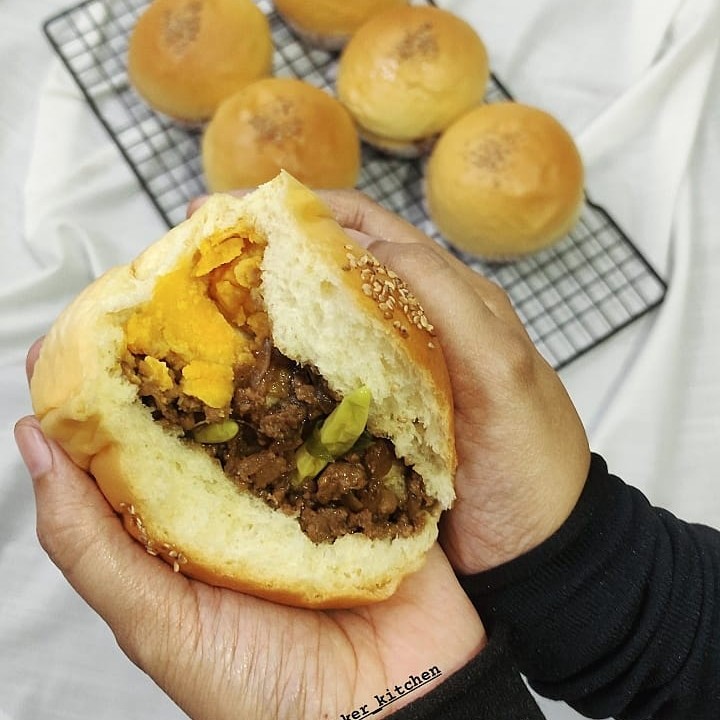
[425,102,585,259]
[273,0,408,50]
[127,0,273,123]
[336,6,489,157]
[202,78,361,191]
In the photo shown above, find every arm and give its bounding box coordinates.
[389,630,545,720]
[461,454,720,719]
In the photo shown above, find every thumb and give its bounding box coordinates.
[13,416,180,651]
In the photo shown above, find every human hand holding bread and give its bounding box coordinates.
[15,176,590,719]
[15,382,482,720]
[15,177,492,719]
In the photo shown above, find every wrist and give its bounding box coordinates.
[384,628,543,720]
[375,611,486,718]
[441,449,591,575]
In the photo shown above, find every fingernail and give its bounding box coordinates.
[14,419,53,479]
[344,228,378,249]
[186,195,209,218]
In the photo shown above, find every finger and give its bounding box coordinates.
[365,241,500,366]
[343,228,377,248]
[14,416,179,642]
[369,239,526,345]
[315,191,521,315]
[316,189,435,247]
[316,191,506,302]
[186,195,209,218]
[26,337,44,382]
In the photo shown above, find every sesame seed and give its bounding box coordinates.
[343,246,436,339]
[118,502,188,571]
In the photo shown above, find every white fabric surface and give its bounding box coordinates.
[1,1,719,718]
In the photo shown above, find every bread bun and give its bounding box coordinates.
[273,0,408,50]
[30,172,455,608]
[127,0,273,123]
[202,78,361,191]
[336,6,489,157]
[425,102,585,259]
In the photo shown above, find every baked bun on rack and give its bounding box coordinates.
[425,101,585,259]
[336,5,489,157]
[202,78,361,191]
[127,0,273,123]
[273,0,408,50]
[30,172,456,609]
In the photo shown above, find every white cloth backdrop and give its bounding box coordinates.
[1,1,719,718]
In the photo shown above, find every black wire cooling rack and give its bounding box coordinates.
[43,0,667,370]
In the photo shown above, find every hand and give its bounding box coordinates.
[16,342,484,720]
[314,190,592,575]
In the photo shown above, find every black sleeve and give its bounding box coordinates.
[388,629,545,720]
[459,453,720,719]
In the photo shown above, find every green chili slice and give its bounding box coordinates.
[293,386,372,485]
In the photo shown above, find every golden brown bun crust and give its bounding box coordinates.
[127,0,273,123]
[30,173,455,608]
[336,6,489,151]
[273,0,408,49]
[202,78,361,191]
[425,102,585,259]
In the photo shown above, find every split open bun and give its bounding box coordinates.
[30,172,456,608]
[273,0,409,50]
[336,5,489,157]
[202,77,361,192]
[127,0,273,123]
[425,102,585,259]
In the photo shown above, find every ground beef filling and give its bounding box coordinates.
[122,343,437,543]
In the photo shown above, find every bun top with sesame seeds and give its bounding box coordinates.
[30,172,456,609]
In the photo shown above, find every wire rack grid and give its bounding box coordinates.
[43,0,667,370]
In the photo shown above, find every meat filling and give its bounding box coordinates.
[122,342,437,543]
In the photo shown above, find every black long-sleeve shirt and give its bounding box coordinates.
[389,454,720,719]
